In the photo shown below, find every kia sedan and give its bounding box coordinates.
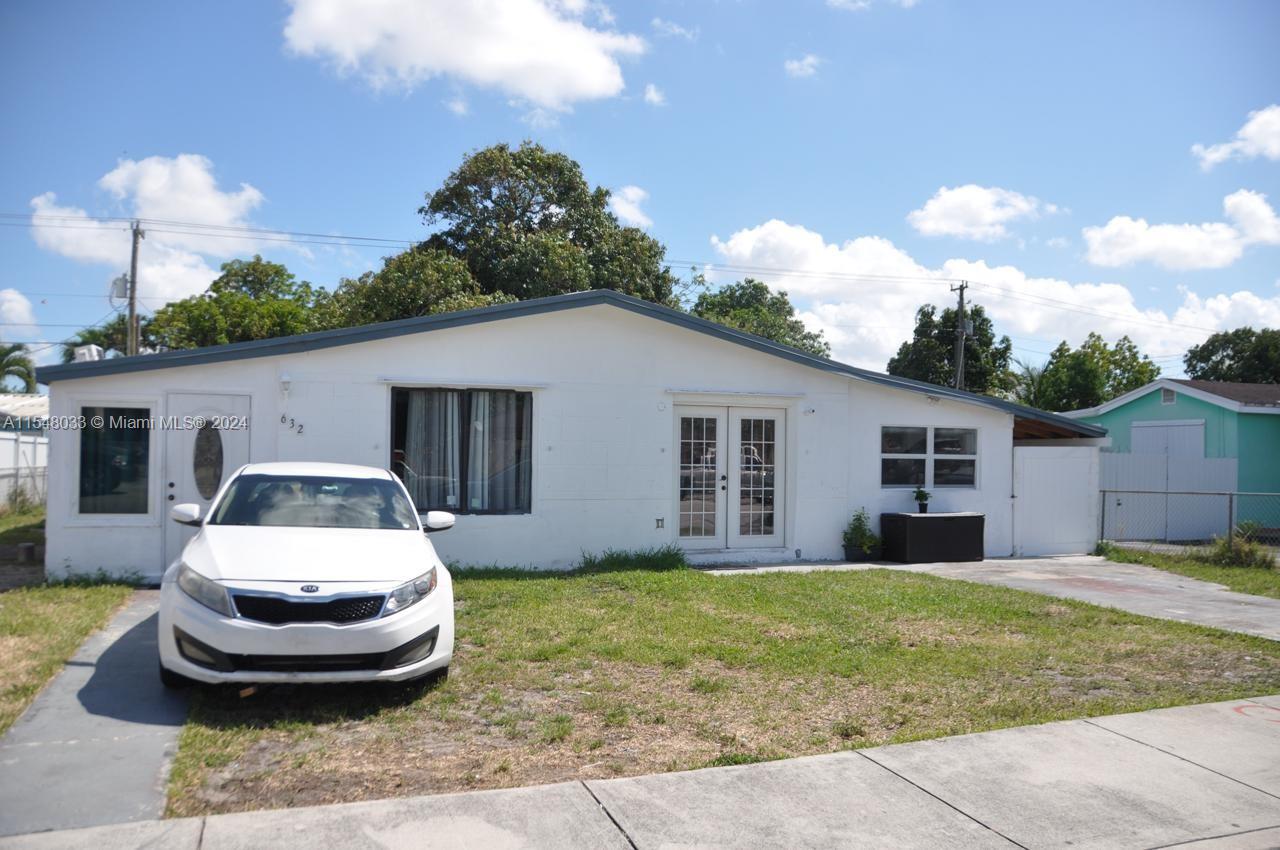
[158,462,455,687]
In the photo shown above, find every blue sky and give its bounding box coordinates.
[1,0,1278,374]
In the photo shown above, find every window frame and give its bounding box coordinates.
[1161,388,1176,405]
[69,398,161,525]
[389,386,535,516]
[880,425,979,490]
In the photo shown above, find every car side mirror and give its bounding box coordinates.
[423,510,455,532]
[170,503,203,527]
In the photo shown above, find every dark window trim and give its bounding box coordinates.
[390,386,533,516]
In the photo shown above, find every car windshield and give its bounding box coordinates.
[209,474,419,530]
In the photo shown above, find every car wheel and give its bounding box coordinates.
[159,661,195,689]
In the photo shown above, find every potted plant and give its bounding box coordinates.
[841,508,881,561]
[912,486,931,514]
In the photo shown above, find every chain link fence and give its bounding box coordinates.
[1100,489,1280,549]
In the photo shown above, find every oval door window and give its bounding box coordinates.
[193,423,224,500]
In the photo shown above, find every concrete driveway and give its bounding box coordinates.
[711,555,1280,641]
[0,591,188,837]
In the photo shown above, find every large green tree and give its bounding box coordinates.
[147,256,320,349]
[1183,327,1280,383]
[1038,333,1161,411]
[886,303,1014,396]
[0,343,35,392]
[691,279,829,357]
[318,247,509,328]
[420,141,679,305]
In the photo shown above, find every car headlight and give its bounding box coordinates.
[383,567,437,616]
[177,564,233,617]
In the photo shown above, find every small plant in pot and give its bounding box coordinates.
[912,486,931,514]
[841,508,881,561]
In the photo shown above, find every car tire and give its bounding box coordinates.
[159,661,195,689]
[402,665,448,687]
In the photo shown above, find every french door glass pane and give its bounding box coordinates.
[679,416,717,537]
[79,406,150,514]
[739,418,776,536]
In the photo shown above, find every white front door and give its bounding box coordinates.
[676,405,785,551]
[163,393,252,566]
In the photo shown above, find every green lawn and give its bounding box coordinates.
[0,583,134,734]
[1102,544,1280,600]
[0,507,45,546]
[168,565,1280,817]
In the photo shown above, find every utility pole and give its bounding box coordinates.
[127,220,144,356]
[951,280,968,390]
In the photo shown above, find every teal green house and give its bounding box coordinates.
[1065,379,1280,527]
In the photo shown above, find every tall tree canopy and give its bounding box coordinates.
[1183,327,1280,383]
[147,256,321,350]
[886,303,1014,396]
[420,141,679,305]
[0,343,36,393]
[318,248,508,328]
[691,279,830,357]
[1037,333,1160,411]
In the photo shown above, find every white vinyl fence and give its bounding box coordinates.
[0,433,48,505]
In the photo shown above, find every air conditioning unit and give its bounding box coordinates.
[73,344,104,362]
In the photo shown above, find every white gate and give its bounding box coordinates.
[1099,453,1237,541]
[1014,445,1100,556]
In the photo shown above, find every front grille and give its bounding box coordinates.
[174,626,440,674]
[232,594,385,625]
[227,652,386,672]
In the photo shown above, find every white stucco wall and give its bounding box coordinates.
[45,304,1026,580]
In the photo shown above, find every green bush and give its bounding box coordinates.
[1200,534,1277,570]
[841,508,880,555]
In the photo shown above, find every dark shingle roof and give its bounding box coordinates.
[1170,379,1280,408]
[36,290,1104,438]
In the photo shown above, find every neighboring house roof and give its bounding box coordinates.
[36,289,1103,439]
[0,393,48,421]
[1063,377,1280,418]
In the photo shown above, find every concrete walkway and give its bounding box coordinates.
[2,695,1277,849]
[0,592,188,837]
[710,555,1280,641]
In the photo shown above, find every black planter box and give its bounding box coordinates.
[879,512,984,563]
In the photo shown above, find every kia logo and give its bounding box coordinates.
[300,584,319,593]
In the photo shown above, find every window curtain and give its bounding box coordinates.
[403,390,460,510]
[466,390,531,513]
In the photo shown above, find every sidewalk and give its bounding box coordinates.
[3,694,1277,849]
[0,592,188,837]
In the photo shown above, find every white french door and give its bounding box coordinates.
[676,405,785,551]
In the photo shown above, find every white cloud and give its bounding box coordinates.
[709,218,1280,371]
[651,17,697,41]
[907,185,1055,242]
[1083,189,1280,271]
[0,289,39,344]
[827,0,871,10]
[784,54,821,78]
[1046,236,1070,249]
[609,185,652,228]
[283,0,645,112]
[1191,105,1280,170]
[444,95,469,116]
[30,154,269,304]
[643,83,665,106]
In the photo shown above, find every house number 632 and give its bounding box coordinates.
[280,414,305,435]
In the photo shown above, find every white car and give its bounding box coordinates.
[158,462,455,687]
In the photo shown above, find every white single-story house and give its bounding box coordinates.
[37,290,1106,581]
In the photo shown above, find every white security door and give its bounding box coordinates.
[676,407,727,549]
[163,393,251,566]
[728,408,785,549]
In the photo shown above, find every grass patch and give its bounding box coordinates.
[168,564,1280,817]
[0,506,45,546]
[0,583,133,734]
[1100,543,1280,600]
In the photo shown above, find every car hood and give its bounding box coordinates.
[184,525,437,583]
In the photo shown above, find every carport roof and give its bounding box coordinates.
[36,289,1104,439]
